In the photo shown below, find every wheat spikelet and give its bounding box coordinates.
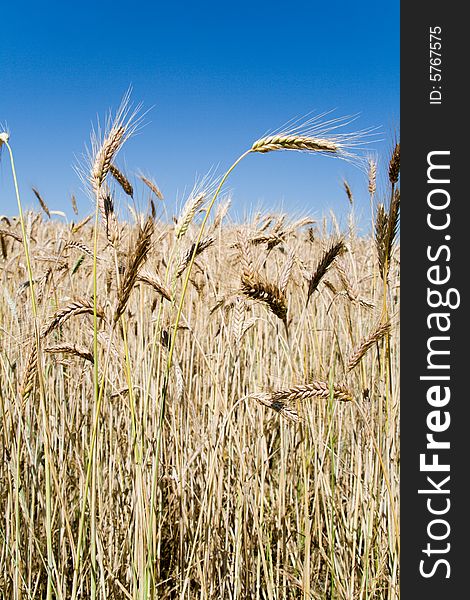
[368,158,377,196]
[175,192,205,239]
[45,344,94,364]
[306,240,346,306]
[0,234,6,259]
[231,296,246,348]
[87,92,143,246]
[32,187,51,218]
[109,164,134,197]
[241,271,287,330]
[389,142,400,185]
[64,241,96,259]
[245,392,299,422]
[347,321,391,371]
[212,197,231,230]
[21,344,38,401]
[278,248,295,294]
[91,125,126,193]
[271,381,353,403]
[236,231,256,280]
[71,194,79,215]
[137,269,172,301]
[387,188,400,255]
[114,216,154,323]
[139,174,164,200]
[335,262,375,310]
[176,236,214,278]
[71,214,92,234]
[375,204,388,279]
[252,134,338,154]
[97,188,120,247]
[375,189,400,280]
[41,298,105,338]
[0,228,23,243]
[251,113,375,164]
[343,180,353,204]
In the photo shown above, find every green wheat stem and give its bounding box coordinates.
[5,139,55,600]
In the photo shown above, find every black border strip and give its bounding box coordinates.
[401,3,467,597]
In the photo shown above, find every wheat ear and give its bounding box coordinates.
[306,240,346,306]
[32,187,51,218]
[109,164,134,197]
[347,321,391,371]
[241,271,288,331]
[41,299,105,338]
[114,216,154,323]
[271,382,353,403]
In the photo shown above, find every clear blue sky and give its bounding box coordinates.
[1,0,399,231]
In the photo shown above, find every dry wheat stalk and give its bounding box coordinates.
[41,298,105,338]
[335,263,375,310]
[347,321,391,371]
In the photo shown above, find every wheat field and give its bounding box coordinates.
[0,108,399,599]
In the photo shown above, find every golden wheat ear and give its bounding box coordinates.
[251,112,378,167]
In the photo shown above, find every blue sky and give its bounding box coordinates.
[1,1,399,231]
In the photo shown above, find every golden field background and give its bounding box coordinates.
[0,112,399,599]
